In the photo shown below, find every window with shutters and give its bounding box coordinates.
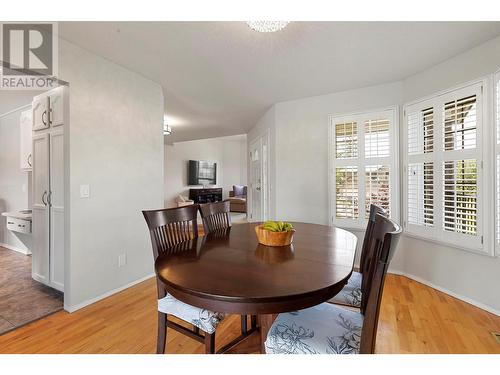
[329,108,398,229]
[404,81,486,253]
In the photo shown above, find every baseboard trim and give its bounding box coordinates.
[0,242,31,255]
[388,270,500,317]
[64,273,155,313]
[63,269,500,317]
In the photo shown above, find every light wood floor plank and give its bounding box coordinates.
[0,275,498,354]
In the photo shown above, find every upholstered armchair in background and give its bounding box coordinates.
[228,185,247,213]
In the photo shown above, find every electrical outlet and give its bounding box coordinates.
[118,253,127,268]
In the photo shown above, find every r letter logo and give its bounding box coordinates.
[1,22,58,90]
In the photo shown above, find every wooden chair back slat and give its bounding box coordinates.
[359,213,402,353]
[359,204,386,275]
[199,201,231,234]
[143,205,199,260]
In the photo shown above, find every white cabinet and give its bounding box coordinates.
[33,86,64,131]
[49,129,65,290]
[31,86,66,292]
[6,217,31,234]
[20,109,33,170]
[32,96,49,131]
[32,132,50,285]
[49,87,64,127]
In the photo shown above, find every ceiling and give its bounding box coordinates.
[58,22,500,142]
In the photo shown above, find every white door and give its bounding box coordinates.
[20,109,33,170]
[49,87,64,127]
[49,130,64,291]
[32,133,50,284]
[250,138,262,221]
[32,96,49,131]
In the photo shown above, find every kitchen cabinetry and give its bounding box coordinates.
[31,86,66,292]
[20,109,32,171]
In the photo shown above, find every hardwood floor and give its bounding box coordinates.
[0,246,63,335]
[0,274,498,354]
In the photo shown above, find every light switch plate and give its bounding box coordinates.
[80,184,90,198]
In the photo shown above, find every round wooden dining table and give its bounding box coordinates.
[154,222,357,354]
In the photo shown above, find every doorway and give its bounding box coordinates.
[249,131,270,222]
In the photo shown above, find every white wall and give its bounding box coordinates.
[164,135,247,207]
[269,82,405,271]
[58,39,165,311]
[245,35,500,315]
[0,108,32,254]
[400,35,500,314]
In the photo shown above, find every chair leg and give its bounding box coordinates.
[205,332,216,354]
[251,315,257,329]
[240,315,248,334]
[157,312,167,354]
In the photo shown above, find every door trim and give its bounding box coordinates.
[248,130,271,222]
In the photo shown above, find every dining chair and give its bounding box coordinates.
[264,213,401,354]
[198,200,256,332]
[328,204,386,308]
[143,205,226,354]
[199,200,232,234]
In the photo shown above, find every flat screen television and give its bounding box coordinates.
[188,160,217,185]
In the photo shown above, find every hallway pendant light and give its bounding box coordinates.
[246,21,289,33]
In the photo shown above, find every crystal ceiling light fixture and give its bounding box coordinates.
[246,21,289,33]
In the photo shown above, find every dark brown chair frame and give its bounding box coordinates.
[199,200,232,234]
[198,201,257,333]
[143,205,218,354]
[359,213,402,353]
[359,204,386,276]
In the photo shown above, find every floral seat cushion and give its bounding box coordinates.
[265,303,363,354]
[158,294,224,334]
[328,271,362,308]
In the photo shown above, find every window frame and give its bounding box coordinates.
[403,78,494,256]
[328,106,399,231]
[495,70,500,257]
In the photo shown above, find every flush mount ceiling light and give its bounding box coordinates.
[163,122,172,135]
[246,21,289,33]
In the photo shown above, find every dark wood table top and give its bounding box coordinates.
[154,222,357,314]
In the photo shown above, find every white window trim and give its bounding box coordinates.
[494,70,500,257]
[328,106,400,231]
[402,78,495,257]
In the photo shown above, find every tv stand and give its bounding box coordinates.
[189,188,223,204]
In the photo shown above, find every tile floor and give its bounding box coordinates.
[0,246,63,335]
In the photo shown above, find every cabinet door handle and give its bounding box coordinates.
[42,110,47,125]
[47,191,52,206]
[27,154,32,167]
[49,107,53,125]
[42,191,47,206]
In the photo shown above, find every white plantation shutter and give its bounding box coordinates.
[408,108,434,155]
[404,81,484,252]
[335,122,358,158]
[365,165,390,217]
[335,167,359,218]
[365,119,390,157]
[407,162,434,226]
[443,159,477,235]
[329,108,398,228]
